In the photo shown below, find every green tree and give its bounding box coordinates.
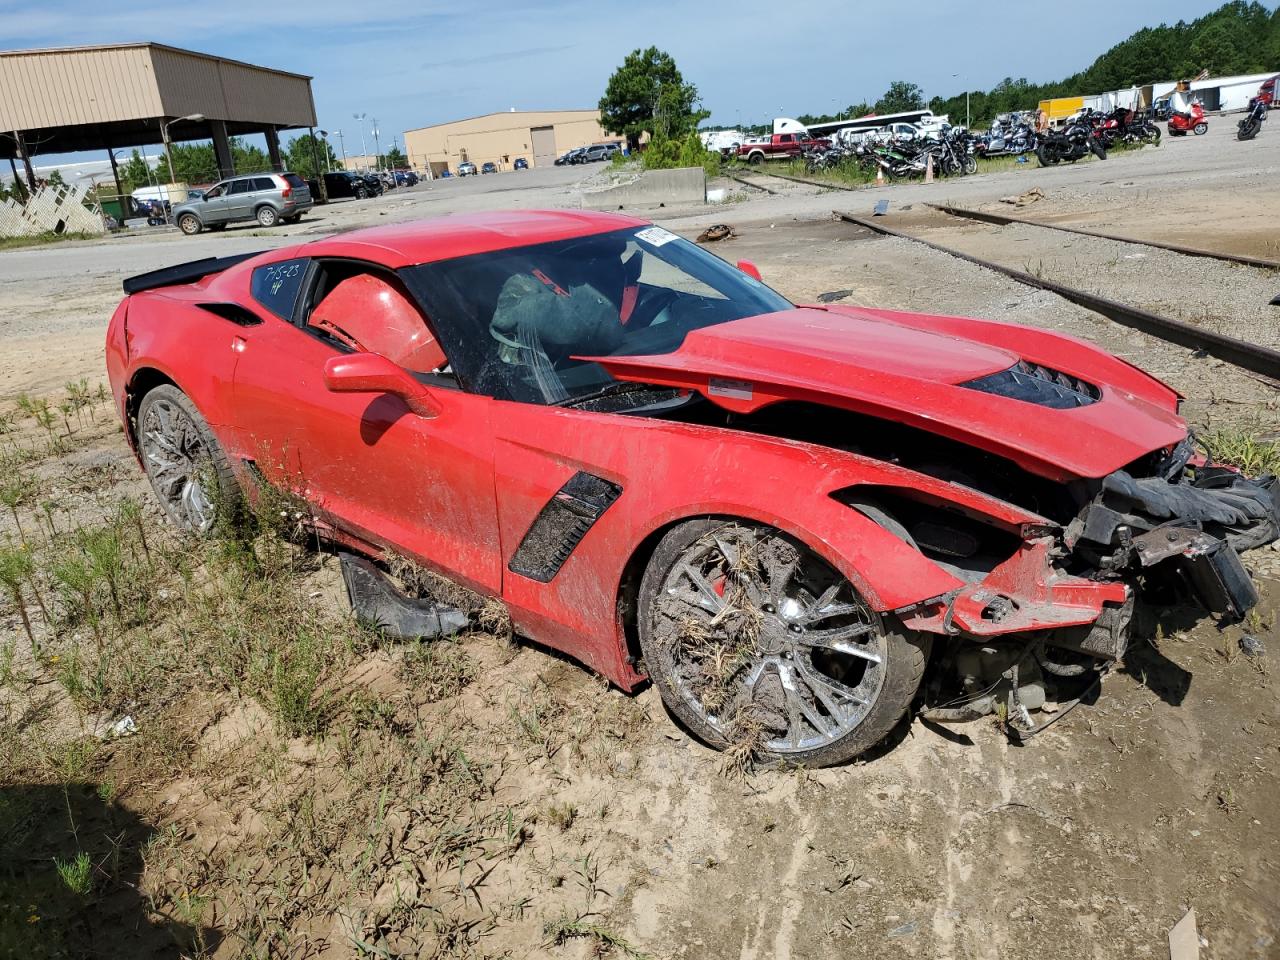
[45,169,66,188]
[284,134,338,178]
[873,81,926,115]
[120,149,152,188]
[599,47,705,150]
[383,146,407,170]
[231,138,269,174]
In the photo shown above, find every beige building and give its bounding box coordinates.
[340,154,381,173]
[404,109,618,175]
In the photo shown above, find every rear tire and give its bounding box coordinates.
[637,519,929,767]
[136,385,242,536]
[255,206,279,228]
[177,214,202,235]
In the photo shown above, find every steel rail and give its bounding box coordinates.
[732,168,865,191]
[725,174,780,195]
[927,203,1280,271]
[835,210,1280,382]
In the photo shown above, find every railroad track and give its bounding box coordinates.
[728,168,864,192]
[927,203,1280,272]
[834,210,1280,383]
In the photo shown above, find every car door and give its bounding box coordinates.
[199,182,231,222]
[224,179,255,221]
[228,257,503,595]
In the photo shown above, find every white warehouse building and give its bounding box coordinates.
[1085,72,1277,114]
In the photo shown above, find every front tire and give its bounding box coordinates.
[1238,117,1261,141]
[637,520,928,767]
[177,214,202,235]
[1036,142,1060,166]
[1193,122,1208,136]
[136,385,242,535]
[255,206,279,228]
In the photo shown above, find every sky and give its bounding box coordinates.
[4,0,1232,165]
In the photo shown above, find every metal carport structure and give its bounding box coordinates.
[0,42,318,193]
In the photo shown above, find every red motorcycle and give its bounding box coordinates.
[1168,102,1208,136]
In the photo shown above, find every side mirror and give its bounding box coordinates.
[323,353,438,418]
[737,259,763,282]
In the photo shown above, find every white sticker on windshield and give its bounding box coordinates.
[635,226,678,247]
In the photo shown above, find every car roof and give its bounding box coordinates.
[293,209,648,268]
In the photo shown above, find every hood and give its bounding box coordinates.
[589,306,1187,482]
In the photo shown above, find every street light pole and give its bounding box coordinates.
[371,118,382,171]
[354,113,368,171]
[161,113,205,187]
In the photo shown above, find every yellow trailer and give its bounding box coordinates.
[1038,96,1085,122]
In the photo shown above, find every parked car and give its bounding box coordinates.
[360,173,384,196]
[481,162,498,174]
[323,171,373,200]
[393,170,419,186]
[555,147,587,165]
[514,157,529,170]
[171,172,312,235]
[584,143,621,162]
[108,210,1279,768]
[737,132,830,163]
[458,161,478,177]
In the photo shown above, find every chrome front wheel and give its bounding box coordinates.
[638,520,928,766]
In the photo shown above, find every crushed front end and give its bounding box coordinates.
[893,435,1279,738]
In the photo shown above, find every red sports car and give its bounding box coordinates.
[107,210,1277,766]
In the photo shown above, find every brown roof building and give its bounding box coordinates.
[0,42,317,189]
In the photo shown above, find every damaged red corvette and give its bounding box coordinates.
[106,210,1279,766]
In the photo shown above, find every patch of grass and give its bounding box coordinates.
[0,231,100,251]
[401,639,477,702]
[1201,424,1280,477]
[544,912,652,959]
[54,851,93,896]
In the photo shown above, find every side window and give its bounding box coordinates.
[229,180,252,195]
[254,177,276,192]
[205,182,227,199]
[250,258,308,319]
[305,268,447,375]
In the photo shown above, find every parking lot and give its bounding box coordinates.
[2,125,1279,959]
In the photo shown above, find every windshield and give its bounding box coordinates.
[403,225,792,405]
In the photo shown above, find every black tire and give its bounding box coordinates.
[255,205,279,228]
[355,187,368,199]
[637,519,929,767]
[1090,139,1107,160]
[748,152,764,165]
[1193,122,1208,136]
[1238,117,1261,141]
[177,213,202,235]
[136,385,242,535]
[1144,125,1161,143]
[1035,142,1060,166]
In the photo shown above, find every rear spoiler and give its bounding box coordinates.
[122,251,266,295]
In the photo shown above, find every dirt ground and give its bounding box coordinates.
[1,126,1279,959]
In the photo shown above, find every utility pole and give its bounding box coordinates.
[335,129,347,170]
[371,118,382,171]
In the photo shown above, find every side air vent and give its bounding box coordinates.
[509,472,623,582]
[197,302,264,326]
[960,360,1101,409]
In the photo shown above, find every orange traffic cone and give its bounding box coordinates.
[924,153,935,183]
[876,164,885,185]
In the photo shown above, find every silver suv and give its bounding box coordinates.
[173,172,313,235]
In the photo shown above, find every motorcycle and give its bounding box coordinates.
[1168,102,1208,136]
[1036,117,1106,165]
[977,116,1038,157]
[1237,96,1267,141]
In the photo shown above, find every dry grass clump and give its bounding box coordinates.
[1200,423,1280,477]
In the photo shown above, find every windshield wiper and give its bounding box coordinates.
[557,381,673,409]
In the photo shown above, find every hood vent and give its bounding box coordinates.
[960,360,1101,409]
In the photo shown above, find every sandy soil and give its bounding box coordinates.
[1,128,1279,959]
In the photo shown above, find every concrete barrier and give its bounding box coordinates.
[580,167,706,210]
